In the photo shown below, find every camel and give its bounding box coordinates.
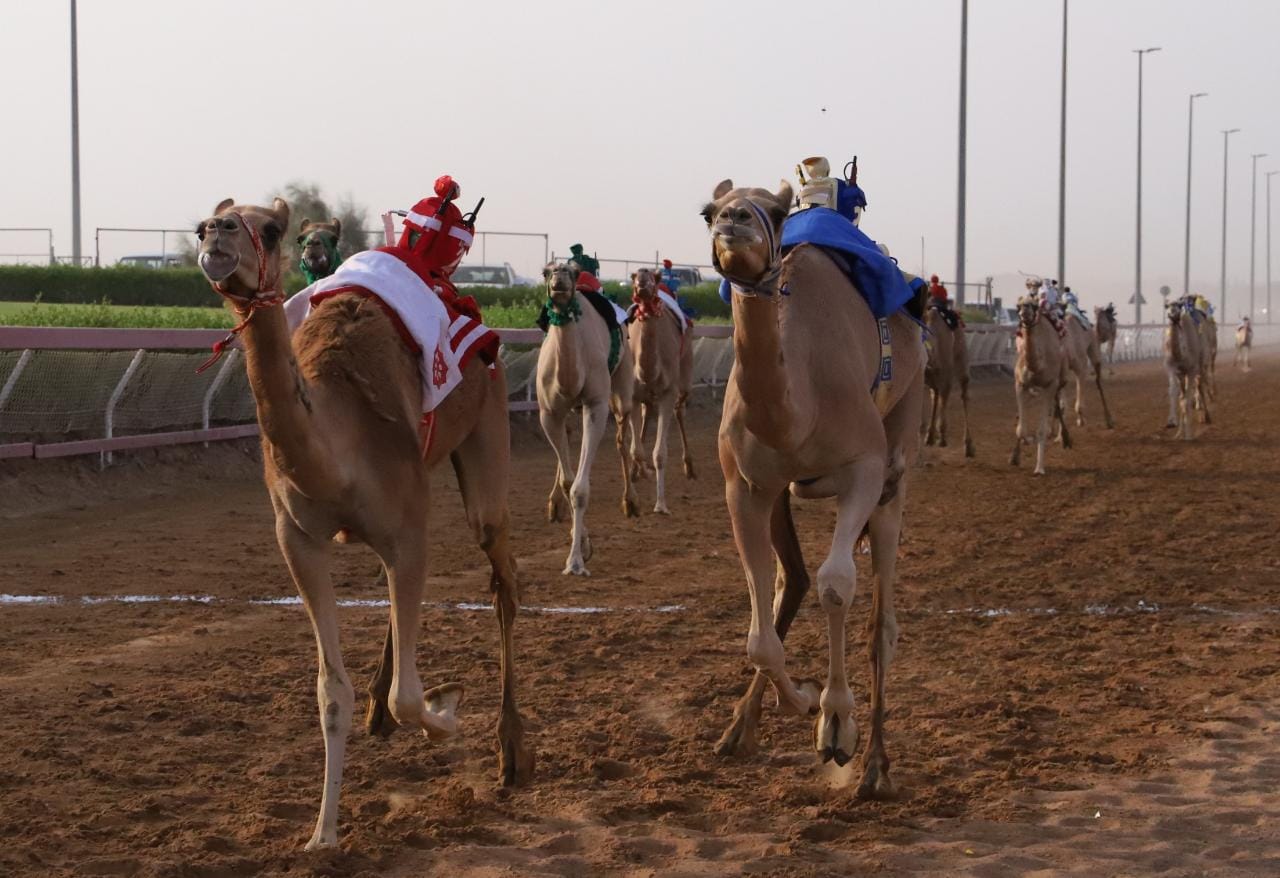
[1010,294,1073,475]
[921,305,975,457]
[703,180,924,799]
[297,217,342,282]
[1235,318,1253,371]
[1061,310,1115,429]
[537,262,639,575]
[627,267,695,514]
[196,198,532,850]
[1165,299,1209,439]
[1093,304,1117,373]
[1197,310,1219,401]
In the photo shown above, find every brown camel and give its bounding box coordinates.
[921,305,975,457]
[703,180,925,799]
[1093,304,1118,373]
[627,267,695,514]
[1010,294,1073,475]
[196,199,532,850]
[537,262,639,575]
[1164,299,1209,439]
[1061,310,1115,429]
[297,217,342,281]
[1234,319,1253,371]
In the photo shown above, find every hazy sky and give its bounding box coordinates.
[3,0,1279,316]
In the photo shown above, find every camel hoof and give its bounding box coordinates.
[622,497,640,519]
[714,709,761,758]
[304,832,338,852]
[938,437,948,448]
[964,439,976,458]
[563,557,591,576]
[794,679,823,716]
[683,460,696,480]
[546,496,567,524]
[423,682,465,742]
[364,693,399,739]
[856,760,896,801]
[814,710,859,767]
[1164,420,1177,429]
[654,504,671,516]
[1009,454,1020,467]
[498,716,535,787]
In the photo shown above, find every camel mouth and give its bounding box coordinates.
[713,223,763,248]
[302,252,330,272]
[198,250,239,283]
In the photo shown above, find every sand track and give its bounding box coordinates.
[1,353,1277,877]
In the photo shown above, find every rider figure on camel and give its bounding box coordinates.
[536,242,624,341]
[927,274,962,330]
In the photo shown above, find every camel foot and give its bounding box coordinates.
[1009,451,1021,467]
[925,434,937,447]
[497,714,535,787]
[563,543,591,576]
[964,438,976,458]
[546,494,568,524]
[938,436,948,448]
[856,756,896,801]
[304,829,338,852]
[622,495,640,519]
[775,678,822,716]
[364,692,399,738]
[1105,418,1115,430]
[1164,419,1177,429]
[423,682,465,742]
[815,709,860,767]
[714,705,761,758]
[1033,464,1046,476]
[653,503,671,516]
[683,459,696,479]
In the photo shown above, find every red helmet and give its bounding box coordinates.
[930,274,940,284]
[398,175,475,273]
[662,258,673,269]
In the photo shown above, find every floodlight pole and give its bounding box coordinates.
[1133,47,1160,325]
[955,0,968,308]
[70,0,82,264]
[1183,92,1207,296]
[1220,128,1240,318]
[1250,152,1268,320]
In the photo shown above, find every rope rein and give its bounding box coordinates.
[197,211,284,374]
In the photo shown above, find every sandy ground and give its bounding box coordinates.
[1,352,1278,877]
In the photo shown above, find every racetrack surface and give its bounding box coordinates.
[1,353,1278,877]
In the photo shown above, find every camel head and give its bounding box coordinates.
[701,179,792,293]
[543,261,577,308]
[631,267,659,303]
[197,198,290,301]
[1015,294,1041,328]
[1166,299,1184,325]
[297,218,342,279]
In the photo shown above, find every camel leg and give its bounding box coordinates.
[1055,386,1073,451]
[276,516,354,851]
[715,492,810,757]
[651,395,675,515]
[937,387,950,448]
[676,392,696,479]
[451,419,535,786]
[725,470,820,717]
[630,404,650,481]
[1073,368,1087,427]
[562,400,609,575]
[1180,377,1194,441]
[539,407,573,523]
[1033,390,1052,476]
[614,401,640,518]
[364,619,397,737]
[1009,382,1026,467]
[378,508,465,745]
[814,457,885,766]
[859,479,905,799]
[1094,358,1115,429]
[959,375,976,457]
[1166,372,1180,429]
[926,388,940,446]
[1196,373,1212,427]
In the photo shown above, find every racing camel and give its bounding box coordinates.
[1165,298,1209,439]
[196,198,532,850]
[1010,293,1073,475]
[922,305,976,457]
[703,179,924,799]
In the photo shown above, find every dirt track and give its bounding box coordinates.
[1,353,1278,877]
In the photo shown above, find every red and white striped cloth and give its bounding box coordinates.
[284,249,496,413]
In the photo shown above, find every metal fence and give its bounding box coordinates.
[1,321,1272,465]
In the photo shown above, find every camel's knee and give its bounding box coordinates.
[816,558,856,610]
[570,483,590,510]
[318,673,356,731]
[868,610,900,668]
[746,628,786,674]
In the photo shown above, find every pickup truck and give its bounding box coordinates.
[452,263,534,287]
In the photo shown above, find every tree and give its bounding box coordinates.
[276,181,370,263]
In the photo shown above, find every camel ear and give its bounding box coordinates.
[329,218,341,238]
[712,179,733,200]
[270,197,291,229]
[774,180,794,210]
[543,264,553,280]
[214,198,235,216]
[299,218,313,235]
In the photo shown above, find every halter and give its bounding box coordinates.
[714,199,783,298]
[196,210,284,374]
[630,273,666,320]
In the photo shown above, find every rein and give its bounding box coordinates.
[715,199,783,299]
[197,210,284,374]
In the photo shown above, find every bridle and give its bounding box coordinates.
[630,271,665,319]
[197,210,284,373]
[713,198,783,299]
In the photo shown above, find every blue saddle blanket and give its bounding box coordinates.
[718,208,913,319]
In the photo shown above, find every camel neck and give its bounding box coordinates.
[238,303,328,481]
[730,292,797,450]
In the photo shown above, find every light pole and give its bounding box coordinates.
[70,0,82,264]
[955,0,968,308]
[1267,170,1278,324]
[1057,0,1068,287]
[1250,153,1268,321]
[1133,47,1160,325]
[1183,92,1207,295]
[1221,128,1240,319]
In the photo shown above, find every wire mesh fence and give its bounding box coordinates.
[1,321,1274,463]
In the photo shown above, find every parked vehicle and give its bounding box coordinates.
[666,266,705,287]
[116,253,187,269]
[452,263,534,287]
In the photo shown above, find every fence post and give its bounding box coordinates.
[201,349,241,445]
[103,349,146,468]
[0,349,34,427]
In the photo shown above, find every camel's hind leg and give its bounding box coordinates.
[614,400,640,518]
[364,620,397,737]
[715,492,809,757]
[539,407,573,523]
[1166,371,1180,428]
[452,397,535,786]
[959,375,976,457]
[859,479,905,799]
[925,387,942,446]
[276,516,354,851]
[675,392,696,479]
[630,404,651,481]
[814,456,885,766]
[1072,367,1087,427]
[1093,353,1115,429]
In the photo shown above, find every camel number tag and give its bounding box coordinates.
[873,318,893,414]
